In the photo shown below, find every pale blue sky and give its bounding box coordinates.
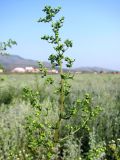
[0,0,120,70]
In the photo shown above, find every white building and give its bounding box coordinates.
[0,69,3,73]
[25,67,34,72]
[48,69,58,74]
[12,67,25,73]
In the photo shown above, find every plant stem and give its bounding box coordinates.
[54,61,64,134]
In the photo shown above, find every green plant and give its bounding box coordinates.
[0,39,17,75]
[0,64,4,70]
[38,5,75,146]
[0,39,17,55]
[0,86,15,105]
[22,5,102,160]
[105,139,120,160]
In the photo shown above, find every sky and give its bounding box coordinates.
[0,0,120,70]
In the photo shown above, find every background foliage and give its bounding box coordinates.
[0,73,120,159]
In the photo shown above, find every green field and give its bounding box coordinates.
[0,73,120,159]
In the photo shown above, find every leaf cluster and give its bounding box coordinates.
[38,6,61,23]
[0,39,17,55]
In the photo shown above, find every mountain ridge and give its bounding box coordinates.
[0,54,50,71]
[0,54,118,72]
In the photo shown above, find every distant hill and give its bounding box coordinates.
[0,54,117,73]
[71,66,115,73]
[0,55,51,71]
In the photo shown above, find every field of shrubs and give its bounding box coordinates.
[0,73,120,159]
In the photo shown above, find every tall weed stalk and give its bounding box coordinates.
[23,5,102,160]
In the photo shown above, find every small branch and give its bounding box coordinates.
[60,116,90,142]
